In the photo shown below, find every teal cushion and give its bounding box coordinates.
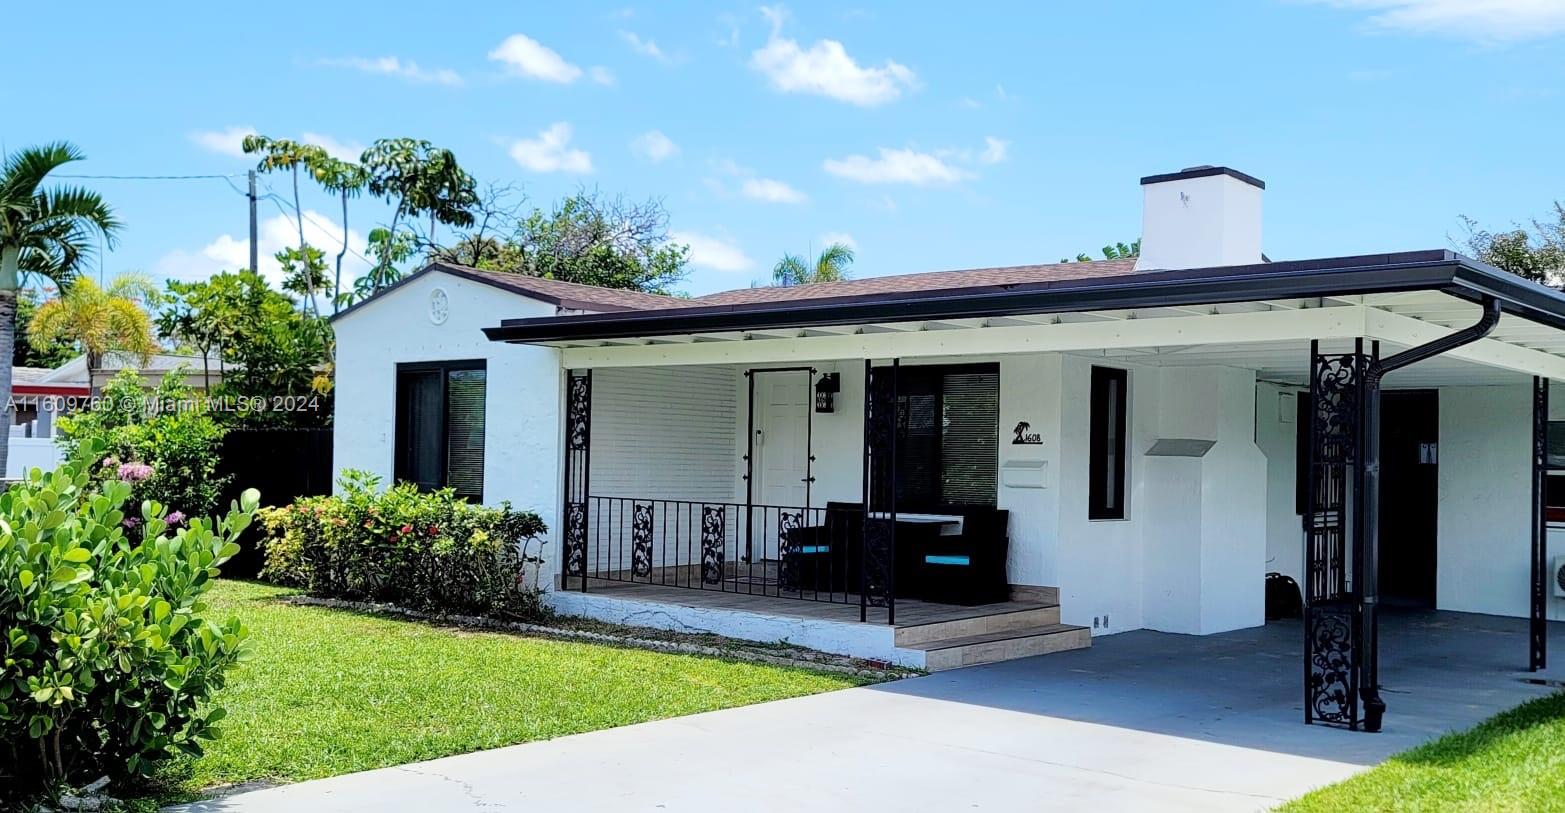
[924,554,971,566]
[798,545,830,554]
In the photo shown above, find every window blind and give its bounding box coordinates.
[445,369,487,501]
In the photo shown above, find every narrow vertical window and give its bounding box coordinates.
[396,360,487,501]
[1089,366,1128,520]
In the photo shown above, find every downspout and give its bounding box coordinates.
[1358,295,1501,732]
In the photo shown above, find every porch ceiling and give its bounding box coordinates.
[543,290,1565,387]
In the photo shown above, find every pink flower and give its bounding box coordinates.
[117,462,153,482]
[122,517,141,530]
[164,511,186,526]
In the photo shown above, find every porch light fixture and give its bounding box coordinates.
[815,372,840,413]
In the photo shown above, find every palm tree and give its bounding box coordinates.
[773,242,855,287]
[0,142,120,472]
[29,273,159,390]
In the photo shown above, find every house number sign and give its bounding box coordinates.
[1012,421,1043,444]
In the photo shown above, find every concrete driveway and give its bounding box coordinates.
[169,611,1560,813]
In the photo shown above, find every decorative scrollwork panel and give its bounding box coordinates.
[701,505,726,585]
[1306,601,1359,728]
[564,501,587,578]
[631,501,654,578]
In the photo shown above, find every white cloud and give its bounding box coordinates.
[979,136,1009,165]
[819,231,857,250]
[823,147,972,185]
[749,6,916,106]
[189,125,256,158]
[631,130,679,162]
[301,132,365,162]
[488,34,584,83]
[1302,0,1565,43]
[619,30,670,62]
[589,65,616,85]
[154,209,368,295]
[508,123,593,173]
[669,230,753,272]
[740,177,808,204]
[316,56,461,86]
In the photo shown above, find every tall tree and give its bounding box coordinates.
[14,287,76,369]
[1459,208,1565,287]
[773,242,854,287]
[241,135,329,311]
[359,138,478,296]
[28,273,159,386]
[311,156,369,311]
[0,142,119,472]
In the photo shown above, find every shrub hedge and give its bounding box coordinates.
[0,440,259,800]
[259,471,548,620]
[57,368,230,525]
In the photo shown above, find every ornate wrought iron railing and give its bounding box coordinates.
[578,496,878,606]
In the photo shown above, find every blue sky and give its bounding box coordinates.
[5,0,1565,296]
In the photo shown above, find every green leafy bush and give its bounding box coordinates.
[259,470,548,619]
[0,440,260,799]
[57,368,231,524]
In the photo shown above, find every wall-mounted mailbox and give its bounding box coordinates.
[1144,438,1217,458]
[1001,459,1047,489]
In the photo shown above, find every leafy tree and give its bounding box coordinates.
[28,273,160,386]
[773,242,854,287]
[0,142,120,473]
[429,190,689,293]
[241,136,330,307]
[310,156,369,311]
[1063,239,1140,263]
[157,271,332,427]
[275,246,330,306]
[358,138,478,297]
[14,287,75,369]
[1459,208,1565,287]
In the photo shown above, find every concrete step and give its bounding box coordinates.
[893,603,1062,647]
[908,623,1092,671]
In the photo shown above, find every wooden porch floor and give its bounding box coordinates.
[574,578,1056,630]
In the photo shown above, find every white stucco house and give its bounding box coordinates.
[333,165,1565,732]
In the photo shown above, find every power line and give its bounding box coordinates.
[55,172,248,181]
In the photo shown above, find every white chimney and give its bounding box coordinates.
[1134,166,1264,271]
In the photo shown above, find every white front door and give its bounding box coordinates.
[754,371,811,508]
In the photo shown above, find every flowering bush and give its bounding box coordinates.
[259,470,548,619]
[57,369,230,523]
[0,439,259,800]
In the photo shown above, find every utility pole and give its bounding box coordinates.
[247,169,259,274]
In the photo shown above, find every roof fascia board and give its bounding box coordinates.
[559,304,1371,369]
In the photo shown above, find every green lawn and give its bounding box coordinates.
[142,581,866,803]
[1280,691,1565,813]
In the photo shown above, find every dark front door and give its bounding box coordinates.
[1378,389,1439,608]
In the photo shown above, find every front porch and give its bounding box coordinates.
[550,580,1087,670]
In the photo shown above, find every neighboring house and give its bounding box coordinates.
[334,165,1565,733]
[45,351,229,393]
[5,351,226,479]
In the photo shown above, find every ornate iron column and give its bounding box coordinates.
[562,370,592,591]
[862,359,898,624]
[1533,376,1550,672]
[1304,340,1368,729]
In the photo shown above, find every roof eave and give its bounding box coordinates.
[485,252,1506,344]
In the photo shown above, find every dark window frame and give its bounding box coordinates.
[1088,366,1129,520]
[874,362,1001,512]
[395,359,487,501]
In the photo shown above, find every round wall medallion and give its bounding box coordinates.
[428,287,450,325]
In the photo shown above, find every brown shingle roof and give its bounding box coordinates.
[431,263,688,311]
[692,259,1138,306]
